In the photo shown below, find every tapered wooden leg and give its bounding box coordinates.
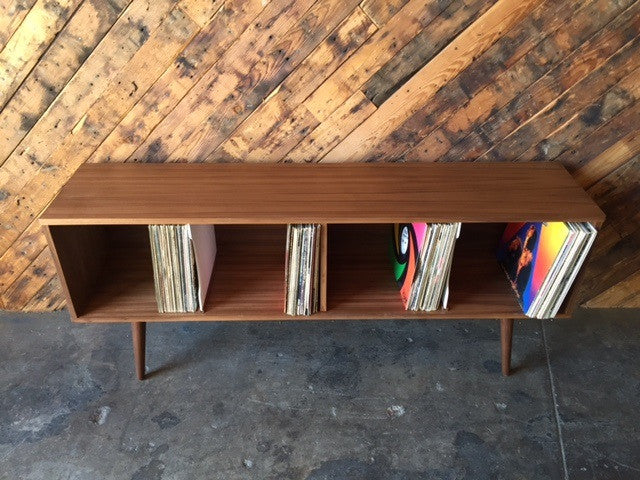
[132,322,146,380]
[500,318,514,376]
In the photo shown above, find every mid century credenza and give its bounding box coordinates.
[40,163,605,379]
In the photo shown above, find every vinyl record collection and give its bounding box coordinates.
[285,224,322,315]
[497,221,597,319]
[146,220,595,318]
[392,222,462,311]
[149,224,217,313]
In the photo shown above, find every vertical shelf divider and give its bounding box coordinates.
[320,223,328,312]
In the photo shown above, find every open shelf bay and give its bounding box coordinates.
[74,223,556,323]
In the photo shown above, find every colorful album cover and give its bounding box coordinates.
[392,223,428,308]
[497,222,570,314]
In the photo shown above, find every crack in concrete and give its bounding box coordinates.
[542,319,569,480]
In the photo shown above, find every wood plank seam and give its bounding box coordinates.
[357,2,381,28]
[86,0,270,164]
[0,0,39,52]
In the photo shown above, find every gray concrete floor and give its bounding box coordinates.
[0,309,638,479]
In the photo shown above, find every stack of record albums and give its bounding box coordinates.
[148,225,217,313]
[392,222,461,311]
[285,224,322,315]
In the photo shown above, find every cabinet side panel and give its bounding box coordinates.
[45,225,107,318]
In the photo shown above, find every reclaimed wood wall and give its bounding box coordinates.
[0,0,638,311]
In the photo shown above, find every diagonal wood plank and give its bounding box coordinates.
[164,0,368,163]
[211,5,377,161]
[284,90,377,162]
[362,0,497,108]
[422,0,640,163]
[0,0,38,52]
[359,0,409,27]
[585,268,640,308]
[587,151,640,238]
[0,0,83,109]
[229,0,461,163]
[0,221,46,292]
[360,0,606,163]
[321,0,543,162]
[1,246,56,310]
[87,0,268,164]
[0,3,200,255]
[572,130,640,189]
[127,0,319,163]
[0,0,131,164]
[22,275,65,312]
[513,65,640,163]
[179,0,225,28]
[303,0,456,124]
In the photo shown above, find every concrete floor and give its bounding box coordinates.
[0,309,638,479]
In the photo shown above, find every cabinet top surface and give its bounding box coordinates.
[40,162,605,225]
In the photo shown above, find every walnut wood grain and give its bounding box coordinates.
[40,163,605,226]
